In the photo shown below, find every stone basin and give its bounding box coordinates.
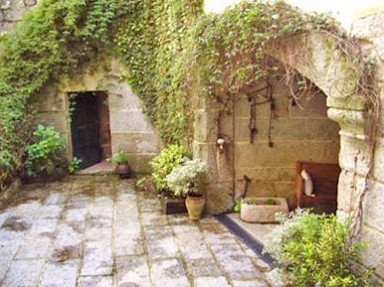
[240,197,289,223]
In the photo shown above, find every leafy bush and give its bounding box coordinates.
[108,148,129,165]
[68,156,82,174]
[234,199,242,213]
[166,158,208,197]
[25,125,66,177]
[264,210,376,287]
[150,144,189,194]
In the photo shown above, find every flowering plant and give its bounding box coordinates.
[165,159,208,197]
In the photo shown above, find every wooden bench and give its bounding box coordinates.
[295,161,341,214]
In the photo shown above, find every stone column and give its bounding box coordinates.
[193,96,235,214]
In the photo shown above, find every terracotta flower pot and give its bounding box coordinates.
[115,163,130,179]
[185,195,205,220]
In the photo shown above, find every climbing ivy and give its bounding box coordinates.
[0,0,375,192]
[112,0,203,144]
[0,0,130,188]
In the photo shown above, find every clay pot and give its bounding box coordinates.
[115,164,130,179]
[185,195,205,220]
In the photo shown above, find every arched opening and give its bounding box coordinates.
[232,68,341,213]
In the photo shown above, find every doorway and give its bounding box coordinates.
[69,91,111,169]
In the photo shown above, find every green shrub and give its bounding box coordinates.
[68,156,82,174]
[233,199,242,213]
[264,210,376,287]
[25,125,66,177]
[150,144,189,194]
[165,158,208,197]
[108,148,129,165]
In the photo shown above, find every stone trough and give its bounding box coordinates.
[240,197,289,223]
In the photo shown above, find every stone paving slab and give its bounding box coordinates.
[0,176,277,286]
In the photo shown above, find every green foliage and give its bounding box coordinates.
[165,158,208,197]
[150,144,189,193]
[68,156,82,174]
[0,0,355,192]
[112,0,203,145]
[25,125,66,177]
[234,199,242,213]
[108,148,129,165]
[264,210,376,287]
[0,0,129,190]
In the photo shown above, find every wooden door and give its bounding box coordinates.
[70,92,101,169]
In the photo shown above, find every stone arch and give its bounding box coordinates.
[34,53,162,173]
[195,31,371,214]
[265,31,369,136]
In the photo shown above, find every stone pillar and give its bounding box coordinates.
[193,96,235,214]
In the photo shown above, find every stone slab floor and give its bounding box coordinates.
[0,176,282,287]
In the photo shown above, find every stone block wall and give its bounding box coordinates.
[232,77,340,209]
[0,0,37,33]
[335,11,384,282]
[34,53,162,174]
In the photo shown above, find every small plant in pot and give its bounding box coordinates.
[109,149,130,179]
[150,144,189,197]
[166,158,208,220]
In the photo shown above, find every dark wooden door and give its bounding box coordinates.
[70,93,101,169]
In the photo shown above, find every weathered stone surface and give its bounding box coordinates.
[211,244,263,280]
[112,132,161,154]
[16,235,51,259]
[240,197,289,223]
[352,11,384,39]
[109,110,154,133]
[77,276,113,287]
[24,0,36,6]
[232,280,267,287]
[150,258,190,287]
[117,256,152,287]
[0,22,14,33]
[264,269,287,287]
[328,108,369,136]
[0,176,275,286]
[81,241,113,276]
[36,112,68,135]
[126,153,157,174]
[39,260,79,287]
[194,109,219,142]
[201,223,238,246]
[206,183,234,214]
[338,134,370,175]
[185,257,222,277]
[359,225,384,280]
[4,7,23,21]
[194,276,230,287]
[266,32,360,99]
[2,259,44,287]
[363,181,384,232]
[145,227,179,259]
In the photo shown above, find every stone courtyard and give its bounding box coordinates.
[0,176,279,287]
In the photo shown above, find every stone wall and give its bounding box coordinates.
[0,0,37,33]
[339,11,384,282]
[34,53,162,174]
[232,78,340,209]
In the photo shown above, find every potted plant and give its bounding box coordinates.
[109,149,130,179]
[166,159,208,220]
[150,144,190,214]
